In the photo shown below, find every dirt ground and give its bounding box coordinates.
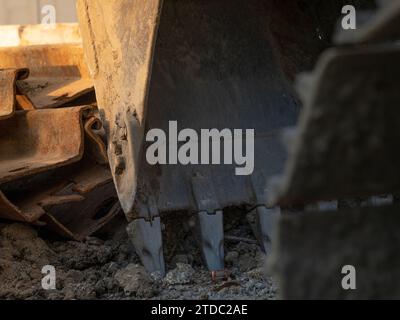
[0,209,277,300]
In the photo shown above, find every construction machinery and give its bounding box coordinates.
[0,24,119,241]
[2,0,393,281]
[75,0,367,275]
[269,1,400,299]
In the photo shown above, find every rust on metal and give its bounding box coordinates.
[211,270,230,283]
[15,90,36,110]
[42,180,119,241]
[0,190,26,222]
[0,106,93,184]
[77,0,164,214]
[0,68,29,119]
[0,109,119,239]
[84,116,108,164]
[0,44,94,109]
[0,161,119,240]
[0,23,119,240]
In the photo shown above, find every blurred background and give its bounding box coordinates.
[0,0,77,24]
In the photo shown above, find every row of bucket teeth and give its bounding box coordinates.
[127,208,279,277]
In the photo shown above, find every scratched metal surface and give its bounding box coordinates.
[133,0,301,219]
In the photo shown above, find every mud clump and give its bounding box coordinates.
[0,224,56,299]
[115,264,158,298]
[0,211,277,300]
[164,263,195,286]
[0,221,138,300]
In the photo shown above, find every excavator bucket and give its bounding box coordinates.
[76,0,353,275]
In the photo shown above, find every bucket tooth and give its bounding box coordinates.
[253,206,280,255]
[126,217,165,277]
[197,210,224,271]
[249,172,280,254]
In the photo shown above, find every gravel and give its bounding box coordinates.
[0,210,278,300]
